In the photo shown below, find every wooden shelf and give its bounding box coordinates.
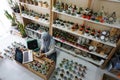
[26,27,41,34]
[22,14,50,26]
[20,2,50,10]
[26,26,108,59]
[25,27,107,59]
[53,25,116,47]
[55,46,104,66]
[17,0,120,69]
[16,55,55,80]
[54,37,107,59]
[104,0,120,3]
[102,69,120,80]
[52,9,120,29]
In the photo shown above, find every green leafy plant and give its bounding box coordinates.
[4,10,17,26]
[17,22,27,38]
[4,10,27,37]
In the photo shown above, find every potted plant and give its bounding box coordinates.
[91,29,96,37]
[30,0,34,4]
[96,30,101,39]
[77,7,83,15]
[17,22,27,38]
[38,1,43,7]
[45,13,49,21]
[34,0,38,6]
[43,1,49,8]
[4,10,17,26]
[84,26,90,36]
[64,3,68,11]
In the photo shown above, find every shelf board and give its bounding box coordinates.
[53,25,116,47]
[52,9,120,29]
[55,46,104,66]
[26,27,42,34]
[54,37,107,59]
[22,14,50,26]
[20,2,50,10]
[105,0,120,3]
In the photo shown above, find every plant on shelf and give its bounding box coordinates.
[4,10,17,26]
[45,13,49,21]
[77,7,83,15]
[38,1,43,7]
[33,0,38,6]
[43,1,49,8]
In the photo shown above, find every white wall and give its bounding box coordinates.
[0,0,12,36]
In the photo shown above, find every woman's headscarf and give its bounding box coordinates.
[41,32,52,52]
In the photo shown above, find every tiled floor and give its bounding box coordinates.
[0,33,103,80]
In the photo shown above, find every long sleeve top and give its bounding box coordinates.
[40,38,55,56]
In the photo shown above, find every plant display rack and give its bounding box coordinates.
[16,0,120,69]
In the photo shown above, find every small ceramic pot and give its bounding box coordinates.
[38,1,43,7]
[69,67,72,71]
[59,63,63,67]
[64,65,69,69]
[63,76,67,80]
[66,71,69,75]
[54,71,58,75]
[56,67,60,72]
[52,76,57,80]
[60,73,64,78]
[81,73,84,78]
[75,76,78,80]
[69,73,73,78]
[43,2,49,8]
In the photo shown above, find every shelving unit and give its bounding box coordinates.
[51,0,120,68]
[21,14,50,26]
[25,26,107,65]
[55,46,104,66]
[16,0,120,69]
[19,2,50,10]
[26,27,41,34]
[54,37,107,59]
[52,9,120,29]
[53,24,116,47]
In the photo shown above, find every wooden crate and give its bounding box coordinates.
[16,55,55,80]
[102,73,119,80]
